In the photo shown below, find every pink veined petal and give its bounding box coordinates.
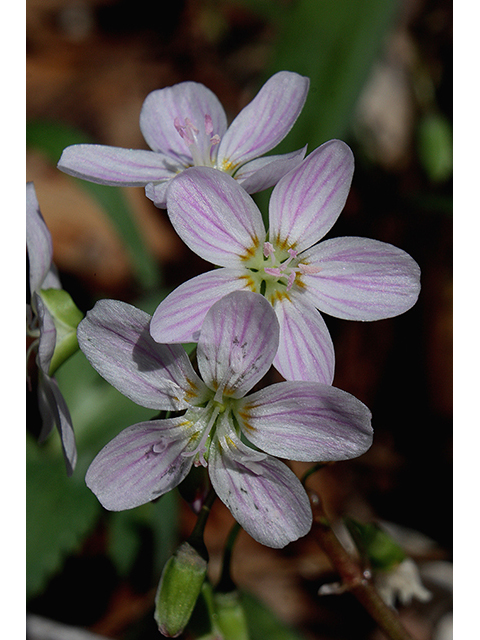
[301,237,421,320]
[197,292,279,399]
[58,144,178,186]
[273,296,335,384]
[166,167,266,268]
[145,180,170,209]
[37,371,77,476]
[237,381,373,462]
[208,424,312,549]
[35,293,57,375]
[233,146,308,194]
[26,183,59,294]
[140,81,228,160]
[77,299,208,411]
[269,140,355,252]
[150,268,249,344]
[85,418,197,511]
[217,71,309,169]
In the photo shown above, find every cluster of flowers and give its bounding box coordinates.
[27,71,421,550]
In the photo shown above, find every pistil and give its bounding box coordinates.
[174,115,220,167]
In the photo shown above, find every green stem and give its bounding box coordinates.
[217,521,242,593]
[301,462,329,486]
[187,487,217,560]
[308,489,417,640]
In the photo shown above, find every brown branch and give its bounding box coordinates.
[308,490,417,640]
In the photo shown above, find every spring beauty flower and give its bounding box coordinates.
[150,140,421,383]
[57,72,309,208]
[79,291,373,548]
[26,182,78,475]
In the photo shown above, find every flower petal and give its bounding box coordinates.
[197,292,279,398]
[301,237,421,320]
[77,299,207,410]
[145,181,170,209]
[85,418,196,510]
[37,372,77,476]
[150,268,249,344]
[35,293,56,375]
[58,144,177,186]
[238,381,373,461]
[140,82,228,159]
[209,425,312,548]
[26,183,60,294]
[233,146,308,194]
[217,71,309,168]
[269,140,354,252]
[166,167,266,267]
[273,296,335,384]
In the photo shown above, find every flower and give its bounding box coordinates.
[26,182,77,475]
[79,291,373,548]
[57,71,309,208]
[150,139,421,383]
[375,558,432,608]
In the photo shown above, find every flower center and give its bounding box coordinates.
[182,398,228,467]
[243,241,319,302]
[174,114,221,167]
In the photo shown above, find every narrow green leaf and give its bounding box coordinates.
[267,0,399,148]
[251,0,398,216]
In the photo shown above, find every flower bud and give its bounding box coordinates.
[344,518,406,571]
[38,288,83,375]
[154,542,208,637]
[213,590,249,640]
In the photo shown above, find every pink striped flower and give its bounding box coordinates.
[57,72,309,208]
[79,292,373,548]
[150,140,421,383]
[26,183,77,475]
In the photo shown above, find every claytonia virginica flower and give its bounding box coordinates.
[57,71,309,208]
[374,558,432,608]
[26,182,78,475]
[79,291,373,548]
[150,139,421,383]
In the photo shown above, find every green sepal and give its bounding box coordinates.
[39,288,83,375]
[213,589,250,640]
[154,541,208,637]
[344,517,406,572]
[417,112,453,183]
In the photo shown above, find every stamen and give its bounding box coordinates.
[174,114,222,166]
[182,403,221,466]
[298,264,322,275]
[263,242,275,258]
[286,271,296,290]
[184,118,199,134]
[264,267,282,277]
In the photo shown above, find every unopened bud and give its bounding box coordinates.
[344,517,406,572]
[39,288,83,375]
[213,590,249,640]
[154,542,208,637]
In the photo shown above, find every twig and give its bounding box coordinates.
[308,489,417,640]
